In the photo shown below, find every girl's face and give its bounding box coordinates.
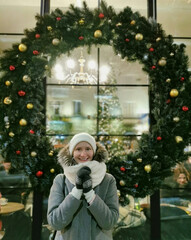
[73,142,94,164]
[177,173,188,186]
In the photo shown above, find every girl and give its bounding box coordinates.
[47,132,119,240]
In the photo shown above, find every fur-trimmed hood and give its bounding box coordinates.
[58,142,108,168]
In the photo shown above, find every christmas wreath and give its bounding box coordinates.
[0,2,191,202]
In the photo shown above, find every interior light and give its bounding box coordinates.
[88,60,96,70]
[66,59,75,69]
[100,65,110,82]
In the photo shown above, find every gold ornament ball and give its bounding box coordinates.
[175,136,183,143]
[79,19,85,25]
[31,151,37,157]
[18,43,27,52]
[156,37,161,42]
[22,61,27,65]
[52,38,60,46]
[170,89,179,98]
[116,22,122,27]
[9,132,15,137]
[23,75,31,83]
[117,190,121,197]
[27,103,34,109]
[158,57,166,66]
[137,158,142,163]
[119,180,126,186]
[94,30,102,38]
[47,26,52,31]
[4,97,12,105]
[130,20,136,25]
[19,119,27,126]
[173,117,180,122]
[144,164,152,173]
[5,81,11,86]
[135,33,143,41]
[45,65,49,70]
[48,152,53,156]
[50,168,55,173]
[166,78,171,83]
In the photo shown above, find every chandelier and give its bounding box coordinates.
[64,50,97,85]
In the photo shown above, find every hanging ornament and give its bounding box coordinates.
[79,18,85,25]
[79,36,84,40]
[33,50,39,55]
[170,52,174,56]
[144,164,152,173]
[166,99,171,104]
[116,22,122,27]
[99,13,104,19]
[151,65,156,69]
[45,65,49,70]
[134,183,138,188]
[5,81,11,86]
[94,30,102,38]
[36,171,43,177]
[21,60,26,65]
[29,130,35,134]
[18,43,27,52]
[31,151,37,157]
[35,34,40,39]
[135,33,143,41]
[19,119,27,126]
[50,168,55,173]
[23,75,31,83]
[4,97,12,105]
[125,38,130,42]
[175,136,183,143]
[149,47,154,52]
[173,117,180,122]
[157,136,162,141]
[182,106,189,112]
[47,26,52,31]
[119,180,125,186]
[56,17,61,21]
[27,103,34,109]
[9,65,15,71]
[170,89,179,97]
[16,150,21,155]
[48,151,54,156]
[52,38,60,45]
[158,57,166,66]
[180,77,185,82]
[117,190,121,197]
[9,132,14,137]
[166,78,171,83]
[137,158,142,163]
[130,20,136,25]
[156,37,161,42]
[18,90,26,96]
[120,166,126,172]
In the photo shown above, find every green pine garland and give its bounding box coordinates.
[0,2,191,201]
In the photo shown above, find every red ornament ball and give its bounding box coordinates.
[182,106,189,111]
[79,36,84,40]
[166,99,171,104]
[16,150,21,155]
[56,17,61,21]
[149,47,154,52]
[29,130,35,134]
[9,65,15,71]
[33,50,39,55]
[18,90,26,96]
[99,13,105,19]
[134,183,138,188]
[125,38,130,42]
[151,65,156,69]
[35,34,40,39]
[157,136,162,141]
[180,77,185,81]
[36,171,43,177]
[120,167,126,172]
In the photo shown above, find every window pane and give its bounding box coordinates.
[0,35,22,54]
[50,0,98,11]
[46,86,97,135]
[0,1,40,34]
[98,86,149,135]
[157,0,191,37]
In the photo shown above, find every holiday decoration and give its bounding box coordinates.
[94,30,102,38]
[79,18,85,25]
[18,43,27,52]
[0,1,190,200]
[5,81,11,86]
[9,132,14,137]
[52,38,60,45]
[16,150,21,155]
[19,119,27,126]
[18,90,26,96]
[36,171,43,177]
[170,89,179,97]
[50,168,55,173]
[29,130,35,134]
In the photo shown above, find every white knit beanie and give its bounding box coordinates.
[69,132,96,155]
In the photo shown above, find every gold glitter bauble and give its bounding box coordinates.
[18,43,27,52]
[94,30,102,38]
[47,26,52,31]
[9,132,15,137]
[156,37,161,42]
[158,57,166,66]
[79,19,85,25]
[19,119,27,126]
[130,20,136,25]
[135,33,143,41]
[48,152,53,156]
[27,103,34,109]
[4,97,12,105]
[119,180,125,186]
[5,81,11,86]
[166,78,171,83]
[137,158,142,163]
[175,136,183,143]
[52,38,60,46]
[50,168,55,173]
[170,89,179,98]
[173,117,180,122]
[144,164,151,173]
[31,151,37,157]
[22,61,27,65]
[23,75,31,83]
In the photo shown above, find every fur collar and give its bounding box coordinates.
[58,142,108,168]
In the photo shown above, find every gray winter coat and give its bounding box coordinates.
[47,143,119,240]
